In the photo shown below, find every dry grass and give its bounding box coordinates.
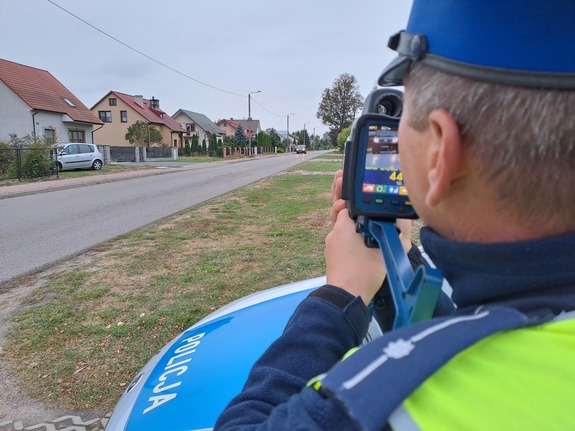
[3,165,335,411]
[2,159,424,412]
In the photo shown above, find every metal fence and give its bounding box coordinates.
[0,147,56,181]
[145,146,173,158]
[109,146,139,162]
[108,146,174,162]
[0,146,179,180]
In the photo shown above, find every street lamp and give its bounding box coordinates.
[312,127,316,151]
[287,113,295,152]
[248,90,261,156]
[303,122,309,149]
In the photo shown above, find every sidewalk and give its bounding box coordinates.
[0,153,292,200]
[0,165,186,200]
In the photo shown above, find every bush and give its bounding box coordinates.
[0,142,15,178]
[11,144,53,179]
[184,139,191,157]
[337,126,352,153]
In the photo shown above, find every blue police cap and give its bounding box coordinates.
[379,0,575,89]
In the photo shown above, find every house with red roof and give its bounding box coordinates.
[216,118,260,141]
[216,118,243,139]
[234,118,261,140]
[91,91,185,147]
[0,58,103,144]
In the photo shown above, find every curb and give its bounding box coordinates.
[0,153,290,200]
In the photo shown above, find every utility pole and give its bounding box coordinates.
[248,90,261,156]
[313,127,316,151]
[287,113,295,152]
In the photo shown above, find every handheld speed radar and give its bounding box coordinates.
[342,89,417,222]
[343,114,417,221]
[342,89,442,330]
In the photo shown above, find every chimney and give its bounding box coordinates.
[134,95,144,107]
[150,97,160,110]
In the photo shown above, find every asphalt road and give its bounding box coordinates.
[0,153,320,287]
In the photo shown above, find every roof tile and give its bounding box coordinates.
[110,91,184,132]
[0,58,102,125]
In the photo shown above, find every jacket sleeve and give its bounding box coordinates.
[214,284,371,431]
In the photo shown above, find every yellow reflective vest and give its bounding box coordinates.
[392,317,575,430]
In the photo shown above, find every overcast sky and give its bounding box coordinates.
[0,0,412,137]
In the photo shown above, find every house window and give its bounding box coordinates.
[44,128,56,144]
[186,124,195,134]
[63,98,76,107]
[121,111,127,123]
[109,98,117,106]
[223,122,227,128]
[68,130,86,143]
[99,111,112,123]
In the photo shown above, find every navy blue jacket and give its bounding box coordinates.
[214,228,575,430]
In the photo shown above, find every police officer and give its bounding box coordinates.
[215,0,575,429]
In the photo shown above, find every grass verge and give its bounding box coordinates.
[4,162,337,412]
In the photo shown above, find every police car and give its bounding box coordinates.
[105,276,385,430]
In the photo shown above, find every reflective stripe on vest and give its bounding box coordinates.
[314,306,556,431]
[398,317,575,430]
[389,404,422,431]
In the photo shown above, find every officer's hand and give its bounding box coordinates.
[325,208,387,306]
[397,218,413,254]
[331,169,344,203]
[330,169,345,225]
[329,169,414,254]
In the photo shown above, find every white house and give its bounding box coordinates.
[0,58,102,144]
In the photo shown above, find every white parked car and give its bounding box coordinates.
[55,143,103,171]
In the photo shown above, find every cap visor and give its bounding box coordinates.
[378,55,411,87]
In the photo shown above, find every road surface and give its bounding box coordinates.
[0,153,321,286]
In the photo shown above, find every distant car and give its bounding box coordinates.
[296,144,307,154]
[371,135,398,154]
[55,143,103,171]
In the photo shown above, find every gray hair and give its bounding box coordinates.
[404,63,575,229]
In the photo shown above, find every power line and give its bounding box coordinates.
[46,0,309,131]
[250,96,283,118]
[46,0,245,98]
[250,97,310,130]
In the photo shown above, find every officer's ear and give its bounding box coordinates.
[425,109,465,207]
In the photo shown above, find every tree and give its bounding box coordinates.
[224,136,234,151]
[210,134,220,157]
[234,126,247,147]
[184,138,191,156]
[125,120,162,146]
[337,125,352,153]
[267,128,282,149]
[255,131,271,149]
[191,135,200,154]
[316,73,363,146]
[297,129,310,147]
